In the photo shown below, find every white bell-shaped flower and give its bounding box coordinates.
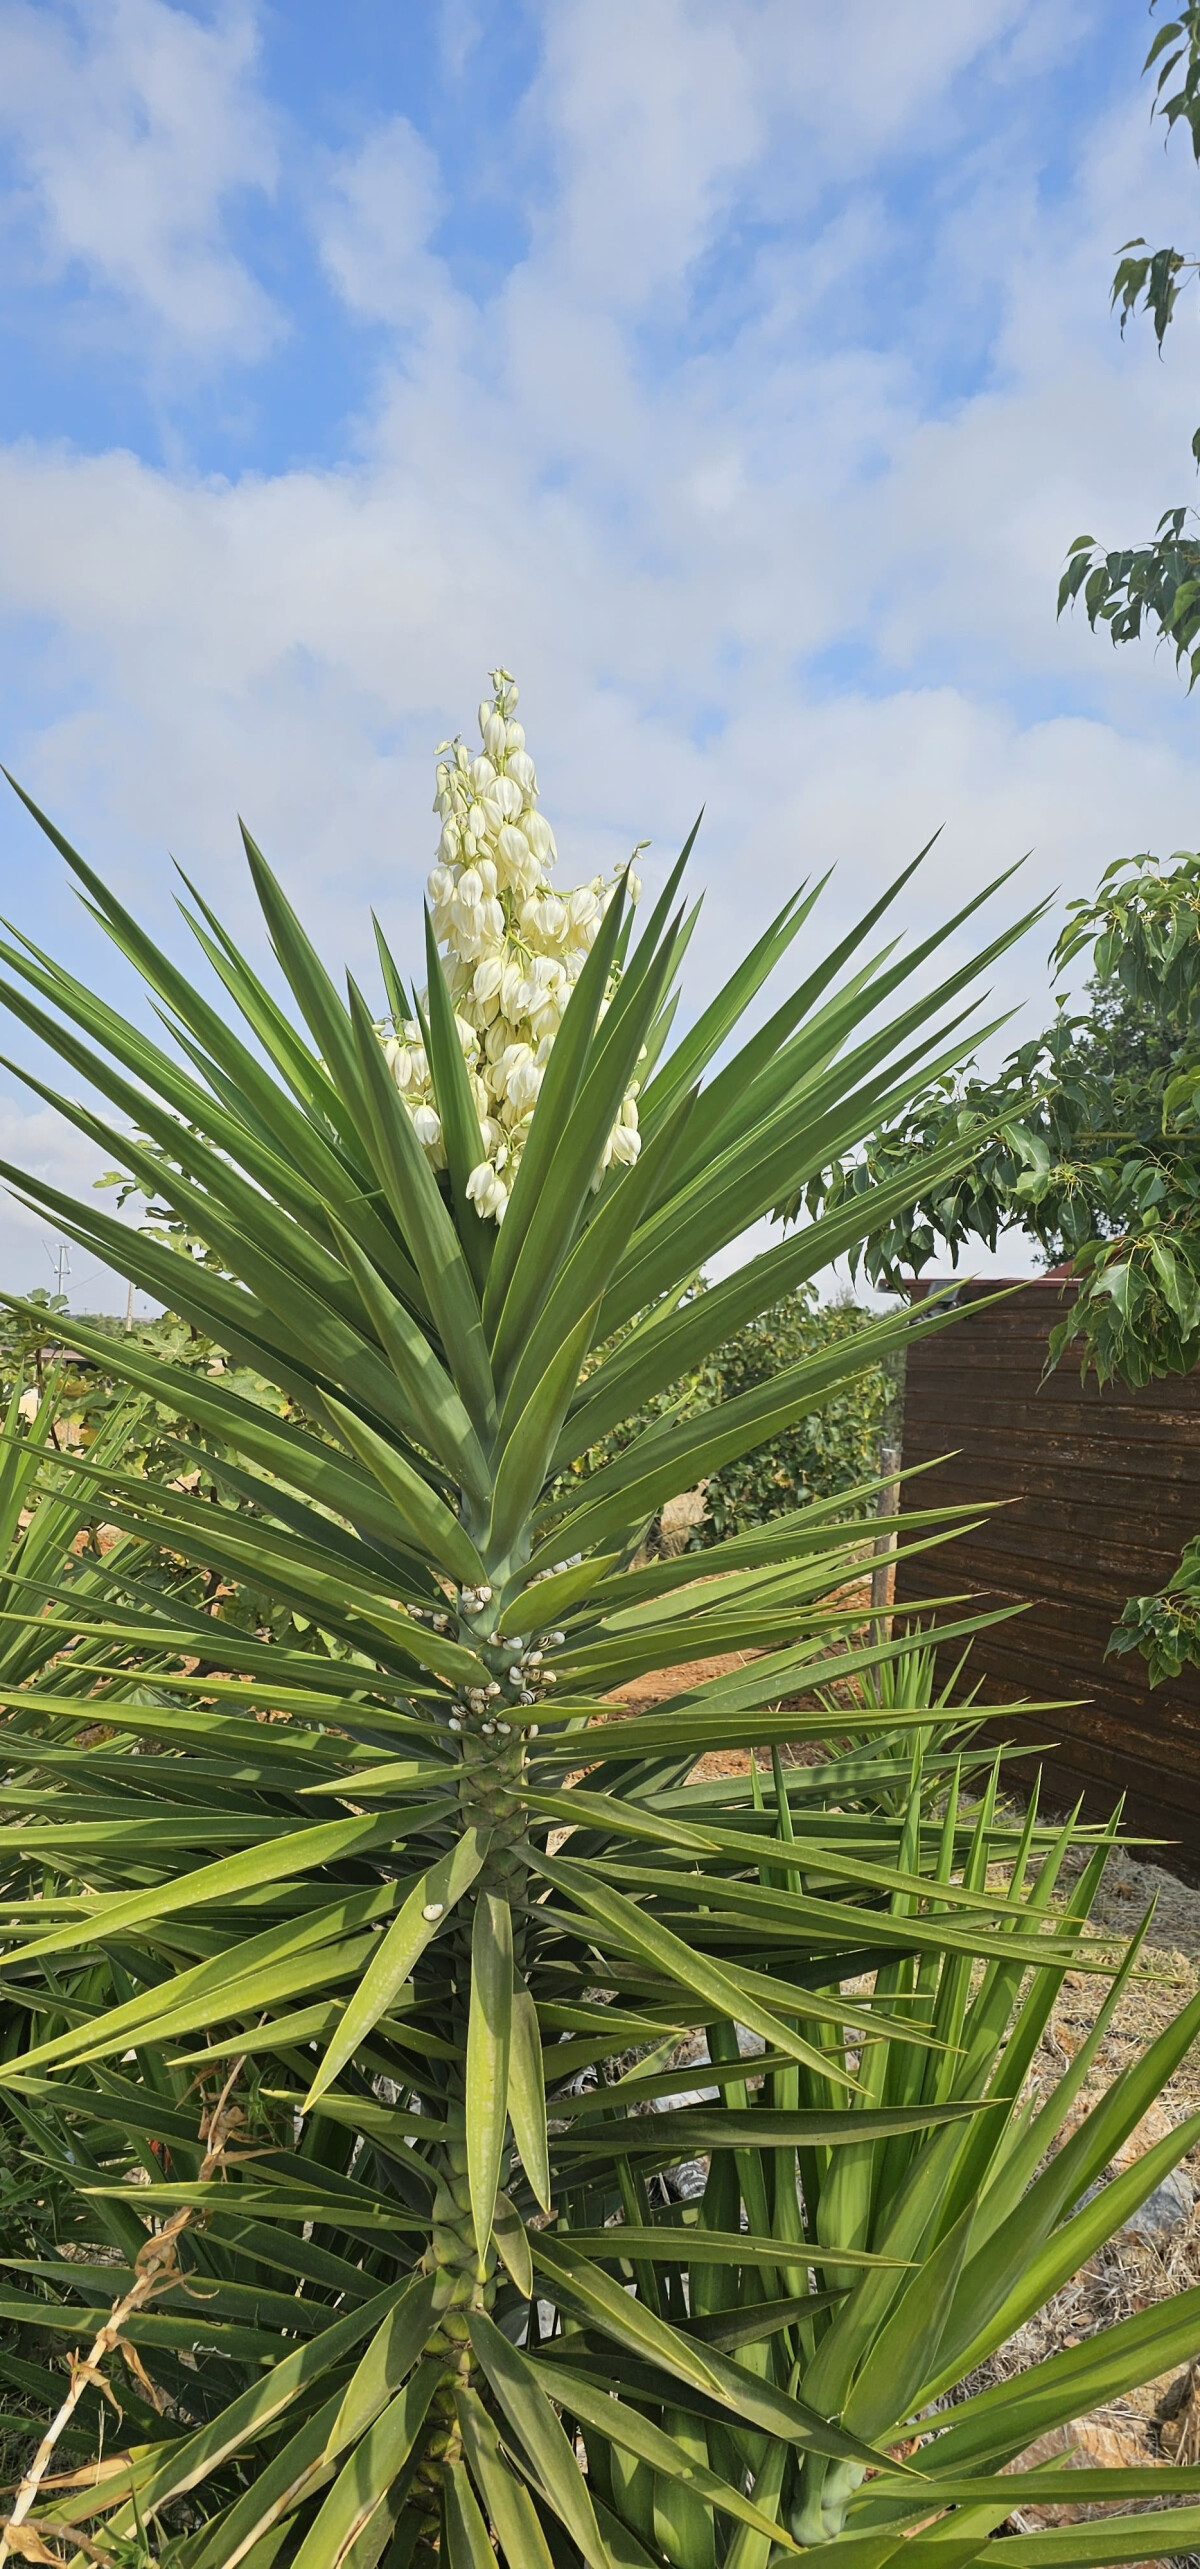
[493,826,531,891]
[466,1161,509,1222]
[567,886,598,932]
[508,1053,543,1116]
[608,1121,641,1167]
[491,775,523,823]
[498,959,526,1019]
[523,810,555,863]
[532,894,567,944]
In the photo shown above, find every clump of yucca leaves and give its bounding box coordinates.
[0,719,1199,2569]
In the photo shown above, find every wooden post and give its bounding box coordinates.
[870,1440,901,1624]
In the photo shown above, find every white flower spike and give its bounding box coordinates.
[379,670,642,1219]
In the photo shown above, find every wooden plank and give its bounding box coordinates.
[904,1531,1186,1577]
[899,1562,1188,1675]
[903,1537,1183,1603]
[903,1398,1200,1450]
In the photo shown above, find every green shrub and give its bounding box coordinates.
[552,1285,897,1548]
[700,1289,897,1541]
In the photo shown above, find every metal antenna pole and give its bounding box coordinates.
[44,1241,70,1302]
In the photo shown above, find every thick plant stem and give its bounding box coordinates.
[411,2125,490,2547]
[407,1665,530,2548]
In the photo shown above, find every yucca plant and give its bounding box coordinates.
[815,1624,996,1821]
[0,1370,170,1711]
[0,1374,179,2427]
[0,683,1198,2567]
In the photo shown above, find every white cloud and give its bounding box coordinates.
[531,0,759,310]
[0,0,280,361]
[527,0,1045,316]
[0,0,1198,1320]
[317,116,453,343]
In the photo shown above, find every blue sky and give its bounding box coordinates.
[0,0,1198,1303]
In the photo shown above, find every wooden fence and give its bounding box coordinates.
[894,1279,1200,1859]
